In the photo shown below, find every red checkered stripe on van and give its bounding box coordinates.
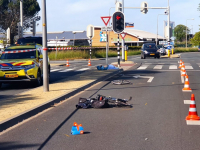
[2,49,36,54]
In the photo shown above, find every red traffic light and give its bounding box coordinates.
[116,16,121,20]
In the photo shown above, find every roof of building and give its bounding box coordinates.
[23,31,88,40]
[124,29,164,40]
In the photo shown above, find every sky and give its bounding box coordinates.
[35,0,199,37]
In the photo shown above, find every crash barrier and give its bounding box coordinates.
[112,80,131,85]
[48,47,107,51]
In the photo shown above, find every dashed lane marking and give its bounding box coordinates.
[59,69,74,72]
[153,65,162,69]
[50,69,61,72]
[184,100,191,104]
[76,68,90,71]
[185,66,193,69]
[169,65,177,69]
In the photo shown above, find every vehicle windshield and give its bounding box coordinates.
[0,49,36,59]
[144,44,157,49]
[17,37,42,45]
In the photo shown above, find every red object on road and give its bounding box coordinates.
[182,75,192,92]
[66,59,70,67]
[88,59,92,66]
[186,94,200,120]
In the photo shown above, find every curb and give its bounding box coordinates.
[0,69,123,132]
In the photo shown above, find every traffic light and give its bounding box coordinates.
[30,20,36,36]
[141,2,148,14]
[16,23,22,38]
[115,2,122,12]
[112,11,125,34]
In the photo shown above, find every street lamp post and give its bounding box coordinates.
[156,14,167,45]
[20,0,23,38]
[72,31,84,46]
[186,18,194,48]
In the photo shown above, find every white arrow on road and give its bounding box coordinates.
[133,75,154,83]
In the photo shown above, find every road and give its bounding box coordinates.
[1,52,200,150]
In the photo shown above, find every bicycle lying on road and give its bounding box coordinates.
[76,94,132,109]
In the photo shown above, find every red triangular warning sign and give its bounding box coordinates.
[101,16,111,26]
[120,33,127,40]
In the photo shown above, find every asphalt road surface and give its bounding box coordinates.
[1,52,200,150]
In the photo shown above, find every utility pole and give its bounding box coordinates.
[42,0,49,92]
[167,0,170,42]
[20,0,23,38]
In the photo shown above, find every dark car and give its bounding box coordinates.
[17,37,42,45]
[198,46,200,52]
[141,43,160,59]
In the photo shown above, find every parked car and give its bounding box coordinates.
[141,43,160,59]
[157,45,166,55]
[0,44,50,88]
[17,36,42,45]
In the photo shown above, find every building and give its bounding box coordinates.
[23,31,89,47]
[92,26,165,46]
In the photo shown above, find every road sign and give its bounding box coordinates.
[101,26,112,31]
[100,32,107,42]
[125,22,134,28]
[101,16,111,26]
[120,33,127,39]
[87,24,94,38]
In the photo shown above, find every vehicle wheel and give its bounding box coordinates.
[157,56,160,59]
[141,55,143,59]
[34,71,41,87]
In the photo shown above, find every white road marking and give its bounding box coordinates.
[144,63,152,64]
[197,63,200,67]
[181,76,185,83]
[169,65,177,69]
[153,65,162,69]
[50,69,61,72]
[137,65,149,70]
[76,68,90,71]
[133,75,154,83]
[184,100,191,104]
[59,69,74,72]
[185,66,193,69]
[186,120,200,125]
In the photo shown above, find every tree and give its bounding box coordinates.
[190,32,200,46]
[0,0,40,44]
[174,24,190,42]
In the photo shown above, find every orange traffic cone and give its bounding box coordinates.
[179,61,184,69]
[88,59,92,66]
[66,59,70,67]
[178,59,182,64]
[186,94,200,120]
[182,75,192,92]
[181,65,186,76]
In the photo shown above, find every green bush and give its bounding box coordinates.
[175,47,198,53]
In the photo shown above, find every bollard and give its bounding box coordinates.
[168,50,170,57]
[172,49,174,54]
[125,50,127,61]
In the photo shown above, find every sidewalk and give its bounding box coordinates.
[0,61,135,132]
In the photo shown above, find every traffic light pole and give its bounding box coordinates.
[42,0,49,92]
[89,37,92,60]
[117,34,120,67]
[20,0,23,38]
[122,0,125,62]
